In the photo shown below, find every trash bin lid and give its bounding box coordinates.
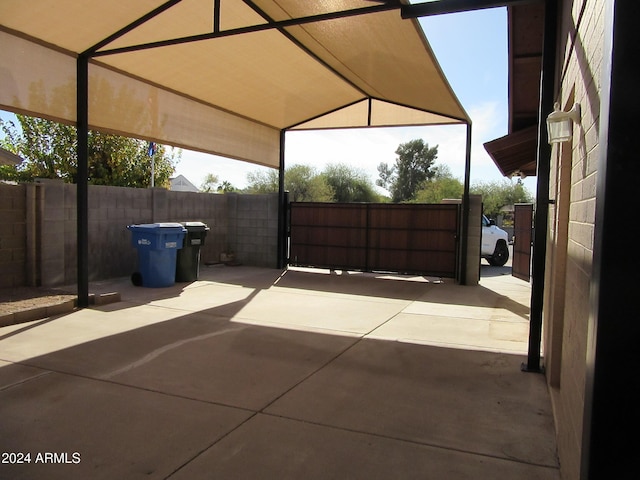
[156,222,186,229]
[180,221,210,231]
[127,223,186,232]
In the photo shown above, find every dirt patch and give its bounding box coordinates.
[0,287,77,317]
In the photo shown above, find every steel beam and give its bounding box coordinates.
[89,0,182,54]
[94,2,401,57]
[214,0,221,33]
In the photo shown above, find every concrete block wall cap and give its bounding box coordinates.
[90,292,121,306]
[0,299,76,327]
[0,293,122,328]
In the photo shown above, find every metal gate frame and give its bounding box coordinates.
[288,202,460,278]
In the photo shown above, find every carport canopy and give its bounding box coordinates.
[0,0,470,168]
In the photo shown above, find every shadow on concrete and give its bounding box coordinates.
[0,282,557,479]
[480,263,513,278]
[0,315,63,342]
[80,265,530,325]
[269,267,441,301]
[79,266,440,313]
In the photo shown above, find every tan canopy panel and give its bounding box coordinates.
[0,0,469,168]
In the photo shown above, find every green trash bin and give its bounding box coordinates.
[175,222,210,282]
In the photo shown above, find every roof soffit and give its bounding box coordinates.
[485,2,544,178]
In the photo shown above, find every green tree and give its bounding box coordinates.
[286,164,333,202]
[245,169,279,194]
[0,114,178,187]
[414,164,464,203]
[217,180,236,193]
[200,173,219,192]
[245,165,333,202]
[471,179,534,219]
[377,139,438,202]
[322,163,379,202]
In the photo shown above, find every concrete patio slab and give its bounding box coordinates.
[265,340,556,467]
[105,323,358,411]
[270,267,435,301]
[0,303,208,364]
[145,282,262,315]
[170,414,559,480]
[0,266,558,479]
[0,359,50,391]
[369,312,529,353]
[227,288,410,335]
[0,370,252,480]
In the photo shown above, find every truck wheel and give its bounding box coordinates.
[488,241,509,266]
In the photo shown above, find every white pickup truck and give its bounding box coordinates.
[481,215,510,266]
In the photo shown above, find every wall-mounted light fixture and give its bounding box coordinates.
[546,102,581,144]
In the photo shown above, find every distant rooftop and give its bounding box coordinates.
[170,174,199,192]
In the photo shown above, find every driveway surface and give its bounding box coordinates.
[0,265,558,479]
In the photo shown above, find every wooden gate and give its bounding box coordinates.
[513,203,534,281]
[289,203,460,277]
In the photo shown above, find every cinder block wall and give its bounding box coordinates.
[465,194,482,285]
[164,189,228,266]
[88,185,153,282]
[0,182,280,288]
[227,193,279,268]
[0,183,27,288]
[37,181,76,287]
[544,1,605,478]
[440,196,481,285]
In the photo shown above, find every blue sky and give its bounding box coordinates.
[2,6,535,193]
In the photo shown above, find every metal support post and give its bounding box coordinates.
[460,122,472,285]
[76,54,90,308]
[523,0,557,373]
[277,130,287,269]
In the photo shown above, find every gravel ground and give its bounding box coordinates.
[0,287,77,316]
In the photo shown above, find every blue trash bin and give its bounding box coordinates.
[127,223,187,287]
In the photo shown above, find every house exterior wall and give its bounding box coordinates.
[0,182,279,288]
[543,1,605,478]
